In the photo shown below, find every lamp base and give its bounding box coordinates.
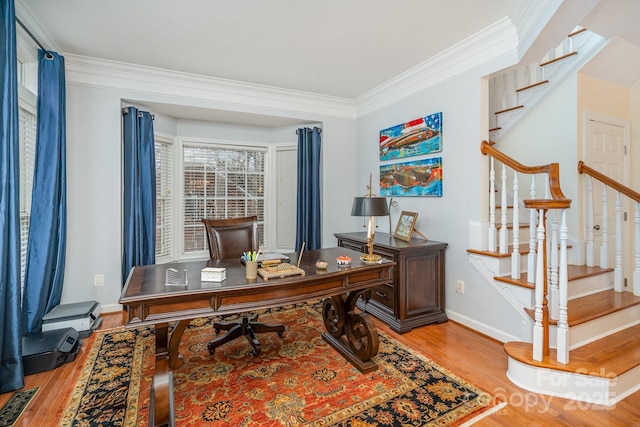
[360,253,383,264]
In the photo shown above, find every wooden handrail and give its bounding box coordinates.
[578,161,640,203]
[481,140,572,207]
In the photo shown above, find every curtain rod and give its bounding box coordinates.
[15,16,53,59]
[296,127,322,135]
[122,107,155,120]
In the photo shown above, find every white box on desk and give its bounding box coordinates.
[201,267,226,282]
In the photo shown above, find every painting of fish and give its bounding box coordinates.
[379,113,442,161]
[379,157,442,197]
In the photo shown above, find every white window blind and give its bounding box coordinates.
[155,137,173,260]
[18,107,36,286]
[276,147,297,251]
[182,143,266,254]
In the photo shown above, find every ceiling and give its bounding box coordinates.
[17,0,640,126]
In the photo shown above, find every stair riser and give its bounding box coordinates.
[558,306,640,350]
[568,274,614,299]
[507,357,629,406]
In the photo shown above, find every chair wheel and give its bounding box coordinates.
[214,329,220,334]
[277,331,284,337]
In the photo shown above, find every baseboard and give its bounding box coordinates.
[100,303,123,314]
[445,309,520,344]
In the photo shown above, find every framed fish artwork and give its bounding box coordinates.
[379,112,442,161]
[379,157,442,197]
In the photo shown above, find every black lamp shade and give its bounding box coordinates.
[351,197,389,217]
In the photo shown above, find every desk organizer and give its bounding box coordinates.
[258,263,305,280]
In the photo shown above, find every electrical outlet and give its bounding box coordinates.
[456,279,465,294]
[94,274,104,287]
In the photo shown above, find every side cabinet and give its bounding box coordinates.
[335,232,448,334]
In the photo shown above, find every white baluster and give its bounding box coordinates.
[600,185,609,269]
[500,164,508,254]
[527,176,537,283]
[586,176,594,266]
[549,211,559,320]
[533,209,546,362]
[488,157,496,252]
[614,191,622,292]
[511,172,520,279]
[557,209,569,364]
[634,202,640,296]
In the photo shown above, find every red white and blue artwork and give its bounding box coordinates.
[379,112,442,161]
[379,157,442,197]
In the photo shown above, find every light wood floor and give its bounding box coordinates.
[2,312,639,426]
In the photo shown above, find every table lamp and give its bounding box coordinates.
[351,175,389,263]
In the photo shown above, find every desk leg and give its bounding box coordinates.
[150,322,175,427]
[168,320,190,370]
[321,291,379,373]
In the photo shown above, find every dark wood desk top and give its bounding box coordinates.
[119,247,395,326]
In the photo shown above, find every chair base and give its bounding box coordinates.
[207,314,285,356]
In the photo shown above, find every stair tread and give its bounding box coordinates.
[505,323,640,377]
[568,289,640,326]
[467,243,574,259]
[493,264,611,290]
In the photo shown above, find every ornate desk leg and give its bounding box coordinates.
[149,322,175,427]
[321,291,379,373]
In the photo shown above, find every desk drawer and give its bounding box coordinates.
[370,284,394,309]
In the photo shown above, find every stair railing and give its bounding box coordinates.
[481,140,572,363]
[578,161,640,296]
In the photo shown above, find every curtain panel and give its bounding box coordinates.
[0,0,24,393]
[22,49,67,335]
[122,107,156,285]
[295,127,322,250]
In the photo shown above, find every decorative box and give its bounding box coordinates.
[201,267,226,282]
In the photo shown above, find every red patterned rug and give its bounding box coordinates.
[59,303,505,426]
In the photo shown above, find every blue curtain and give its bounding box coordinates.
[295,127,322,250]
[0,0,24,392]
[21,50,67,335]
[122,106,156,284]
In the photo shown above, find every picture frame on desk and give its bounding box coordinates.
[394,211,418,241]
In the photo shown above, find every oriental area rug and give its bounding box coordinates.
[58,303,505,426]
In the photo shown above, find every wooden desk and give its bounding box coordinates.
[119,247,394,427]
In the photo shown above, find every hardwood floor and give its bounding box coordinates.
[2,311,639,426]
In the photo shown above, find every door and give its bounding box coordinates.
[583,114,630,289]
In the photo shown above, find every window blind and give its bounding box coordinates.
[182,143,267,254]
[18,107,36,286]
[155,137,173,260]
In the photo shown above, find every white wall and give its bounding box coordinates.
[60,60,358,312]
[499,73,580,235]
[355,69,527,342]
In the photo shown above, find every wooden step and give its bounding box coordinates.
[467,242,573,260]
[504,323,640,377]
[516,80,549,93]
[495,264,609,291]
[567,289,640,326]
[539,51,577,67]
[495,105,524,115]
[524,288,639,327]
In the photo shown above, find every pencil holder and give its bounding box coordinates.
[245,260,258,280]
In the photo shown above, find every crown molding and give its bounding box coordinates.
[64,54,358,121]
[511,0,563,59]
[355,17,519,117]
[15,0,59,52]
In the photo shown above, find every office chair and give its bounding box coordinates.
[202,216,285,356]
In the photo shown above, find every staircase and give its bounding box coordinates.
[488,27,606,139]
[472,141,640,406]
[469,28,640,405]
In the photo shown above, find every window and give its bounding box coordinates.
[18,107,36,286]
[155,135,174,261]
[181,142,267,255]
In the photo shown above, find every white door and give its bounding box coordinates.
[583,114,630,289]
